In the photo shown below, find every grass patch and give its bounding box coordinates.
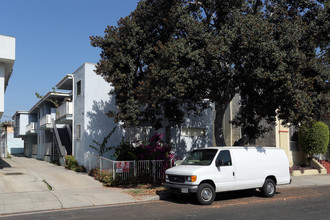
[129,189,145,195]
[126,184,166,196]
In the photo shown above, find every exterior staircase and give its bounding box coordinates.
[57,128,72,155]
[320,160,330,174]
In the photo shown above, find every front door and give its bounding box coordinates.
[214,150,236,192]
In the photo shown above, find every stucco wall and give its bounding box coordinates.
[6,132,24,154]
[19,113,29,136]
[73,63,123,167]
[171,107,214,159]
[0,63,5,115]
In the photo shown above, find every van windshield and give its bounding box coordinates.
[181,149,218,166]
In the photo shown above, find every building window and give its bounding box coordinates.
[181,127,206,137]
[75,124,81,139]
[77,80,81,96]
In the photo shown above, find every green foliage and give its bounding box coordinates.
[64,155,78,170]
[73,165,87,173]
[298,122,330,156]
[88,168,113,187]
[91,0,329,145]
[64,155,86,172]
[115,134,175,161]
[89,126,117,157]
[115,139,139,161]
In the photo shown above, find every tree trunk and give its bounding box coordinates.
[214,102,229,146]
[165,125,171,143]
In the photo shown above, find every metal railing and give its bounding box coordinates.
[85,152,173,183]
[26,122,37,133]
[40,114,52,127]
[56,101,73,120]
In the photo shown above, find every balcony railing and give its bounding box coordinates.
[26,122,37,133]
[56,101,73,120]
[40,114,52,127]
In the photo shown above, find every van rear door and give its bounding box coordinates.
[214,150,236,192]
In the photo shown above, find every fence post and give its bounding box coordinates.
[134,161,136,177]
[113,161,115,181]
[152,160,156,183]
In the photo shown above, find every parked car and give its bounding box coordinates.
[165,146,291,205]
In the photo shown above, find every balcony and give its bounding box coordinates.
[56,101,73,124]
[26,122,37,134]
[40,114,53,129]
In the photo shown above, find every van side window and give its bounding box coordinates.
[216,150,232,166]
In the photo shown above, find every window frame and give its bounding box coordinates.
[76,80,81,96]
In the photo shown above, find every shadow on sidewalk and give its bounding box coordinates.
[0,158,11,169]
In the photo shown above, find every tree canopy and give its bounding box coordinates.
[91,0,329,145]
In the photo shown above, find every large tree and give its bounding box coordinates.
[91,0,329,145]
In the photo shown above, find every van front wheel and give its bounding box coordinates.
[261,179,276,198]
[197,183,215,205]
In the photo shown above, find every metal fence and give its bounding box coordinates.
[85,152,173,183]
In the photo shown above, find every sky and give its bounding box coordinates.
[0,0,140,122]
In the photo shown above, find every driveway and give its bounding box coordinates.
[0,155,157,215]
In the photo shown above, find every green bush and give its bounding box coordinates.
[88,168,113,187]
[64,155,78,170]
[115,139,139,160]
[298,121,329,156]
[64,155,86,172]
[114,134,175,162]
[73,165,87,172]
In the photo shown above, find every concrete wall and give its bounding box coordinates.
[0,35,15,61]
[26,135,37,157]
[6,132,24,154]
[73,63,123,167]
[0,63,5,116]
[19,113,28,136]
[0,35,15,119]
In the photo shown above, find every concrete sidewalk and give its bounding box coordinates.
[0,156,157,215]
[0,156,330,215]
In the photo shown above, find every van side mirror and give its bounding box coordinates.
[216,159,224,167]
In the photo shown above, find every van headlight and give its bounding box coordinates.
[165,175,169,182]
[186,175,197,182]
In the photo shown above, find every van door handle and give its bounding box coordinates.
[233,171,235,176]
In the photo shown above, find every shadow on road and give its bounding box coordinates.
[0,158,11,169]
[158,189,279,205]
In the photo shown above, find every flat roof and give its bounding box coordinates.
[29,91,71,114]
[12,110,29,120]
[56,74,73,90]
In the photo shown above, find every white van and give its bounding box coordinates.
[164,147,291,205]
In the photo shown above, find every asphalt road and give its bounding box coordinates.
[1,185,330,220]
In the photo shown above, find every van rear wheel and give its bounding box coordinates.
[261,179,276,198]
[197,183,215,205]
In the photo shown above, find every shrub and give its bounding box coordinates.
[298,121,329,156]
[89,168,100,176]
[64,155,78,170]
[115,139,139,160]
[115,134,175,162]
[136,133,175,161]
[88,168,113,186]
[73,165,87,172]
